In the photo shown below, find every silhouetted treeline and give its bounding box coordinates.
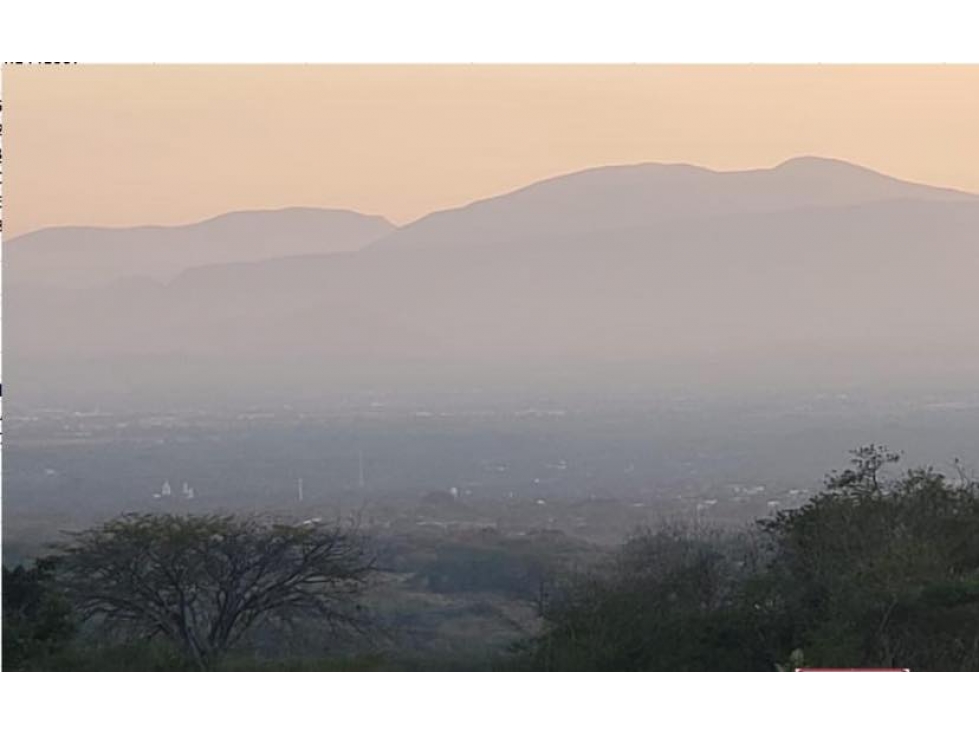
[5,446,979,671]
[523,446,979,671]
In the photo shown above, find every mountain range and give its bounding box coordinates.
[7,157,979,406]
[4,207,394,288]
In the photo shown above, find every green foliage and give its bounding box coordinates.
[421,543,543,596]
[2,559,77,670]
[760,446,979,670]
[413,530,581,601]
[10,446,979,671]
[528,446,979,671]
[527,524,776,670]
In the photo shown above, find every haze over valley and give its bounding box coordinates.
[6,156,979,544]
[5,150,979,670]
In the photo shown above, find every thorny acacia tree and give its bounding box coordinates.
[54,513,376,668]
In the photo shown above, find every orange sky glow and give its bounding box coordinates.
[4,64,979,237]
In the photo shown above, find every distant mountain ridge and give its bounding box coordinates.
[365,157,976,254]
[4,207,395,288]
[7,157,979,406]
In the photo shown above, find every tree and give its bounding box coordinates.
[527,523,772,671]
[2,559,76,670]
[760,447,979,669]
[824,443,901,493]
[53,513,376,668]
[527,446,979,671]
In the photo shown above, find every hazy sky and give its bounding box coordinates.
[5,64,979,237]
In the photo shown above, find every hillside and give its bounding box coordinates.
[7,158,979,406]
[4,207,395,288]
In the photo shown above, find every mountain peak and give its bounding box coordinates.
[369,155,975,255]
[770,156,881,176]
[6,207,396,288]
